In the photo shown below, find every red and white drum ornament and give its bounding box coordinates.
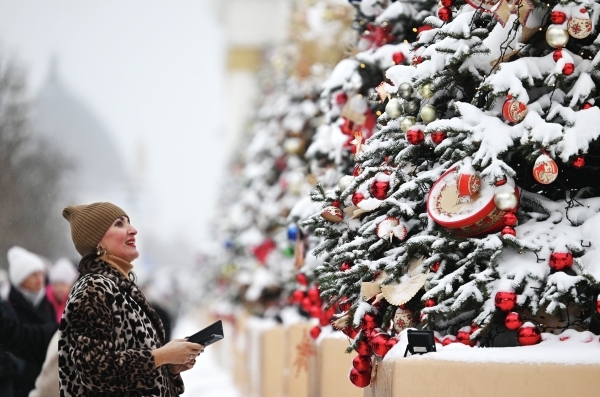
[533,154,558,184]
[457,162,481,196]
[502,95,528,123]
[427,167,520,237]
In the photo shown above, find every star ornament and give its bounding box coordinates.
[492,0,534,27]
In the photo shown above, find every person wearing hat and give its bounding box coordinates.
[0,247,57,397]
[59,202,204,397]
[46,258,78,323]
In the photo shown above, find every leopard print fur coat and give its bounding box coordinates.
[58,254,184,397]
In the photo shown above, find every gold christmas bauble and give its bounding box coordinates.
[420,105,437,123]
[418,83,434,99]
[385,98,403,119]
[545,27,569,49]
[400,116,417,133]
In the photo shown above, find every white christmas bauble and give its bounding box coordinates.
[494,191,518,211]
[546,26,569,48]
[385,98,403,119]
[338,175,354,192]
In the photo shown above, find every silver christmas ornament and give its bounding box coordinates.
[545,27,569,49]
[494,191,518,211]
[404,98,420,115]
[398,83,414,99]
[418,83,434,99]
[420,105,438,123]
[385,98,403,119]
[400,116,417,133]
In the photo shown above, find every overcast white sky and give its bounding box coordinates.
[0,0,227,246]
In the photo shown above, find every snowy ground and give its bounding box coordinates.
[172,314,240,397]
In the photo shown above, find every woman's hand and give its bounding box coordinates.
[152,339,204,368]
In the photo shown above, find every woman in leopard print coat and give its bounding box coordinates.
[59,203,204,397]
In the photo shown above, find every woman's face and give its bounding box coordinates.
[98,216,139,262]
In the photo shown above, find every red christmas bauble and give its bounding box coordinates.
[309,306,321,318]
[431,261,441,272]
[572,156,585,168]
[292,290,305,303]
[581,102,593,110]
[553,49,563,62]
[371,334,392,357]
[339,298,351,312]
[297,273,309,286]
[307,287,320,303]
[504,312,523,330]
[503,212,518,226]
[440,0,454,7]
[362,313,378,330]
[343,325,359,339]
[406,127,425,145]
[470,322,480,333]
[301,297,313,312]
[431,131,447,145]
[457,330,475,346]
[549,252,573,271]
[438,6,452,22]
[310,326,321,339]
[533,154,558,184]
[319,312,331,326]
[417,25,432,35]
[495,291,517,312]
[336,92,348,106]
[563,63,574,76]
[551,11,567,24]
[349,367,371,388]
[370,180,389,200]
[502,97,528,123]
[596,299,600,314]
[501,226,516,237]
[413,55,423,65]
[332,200,341,208]
[340,262,352,271]
[352,355,372,373]
[392,52,405,64]
[442,336,455,346]
[457,172,481,196]
[517,326,541,346]
[353,165,361,176]
[386,337,398,350]
[355,339,373,355]
[424,299,436,307]
[352,192,365,206]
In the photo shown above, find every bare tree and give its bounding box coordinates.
[0,55,71,269]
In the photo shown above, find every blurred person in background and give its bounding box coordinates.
[0,247,57,397]
[60,202,204,396]
[46,258,78,323]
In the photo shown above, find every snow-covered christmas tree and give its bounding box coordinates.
[299,0,600,388]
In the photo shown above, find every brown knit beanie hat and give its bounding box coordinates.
[62,202,128,256]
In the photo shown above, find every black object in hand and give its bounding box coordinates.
[187,320,224,346]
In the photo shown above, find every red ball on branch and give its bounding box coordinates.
[340,261,352,271]
[301,297,313,312]
[336,92,348,106]
[456,330,475,346]
[370,180,389,200]
[349,367,371,388]
[292,290,305,303]
[550,11,567,24]
[392,52,405,64]
[440,0,454,7]
[310,326,321,339]
[352,192,365,206]
[495,291,517,312]
[386,337,398,350]
[343,325,359,339]
[438,7,452,22]
[517,325,541,346]
[431,261,441,272]
[553,49,562,62]
[572,156,585,168]
[501,226,516,237]
[503,212,518,227]
[309,306,321,319]
[563,63,574,76]
[354,339,373,355]
[362,313,378,331]
[406,127,425,145]
[430,131,447,145]
[581,102,593,110]
[331,200,341,208]
[549,252,573,271]
[297,273,309,286]
[307,287,320,303]
[417,25,432,35]
[371,334,392,357]
[352,355,372,373]
[596,298,600,314]
[319,311,332,326]
[412,55,424,65]
[504,312,523,330]
[424,299,436,307]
